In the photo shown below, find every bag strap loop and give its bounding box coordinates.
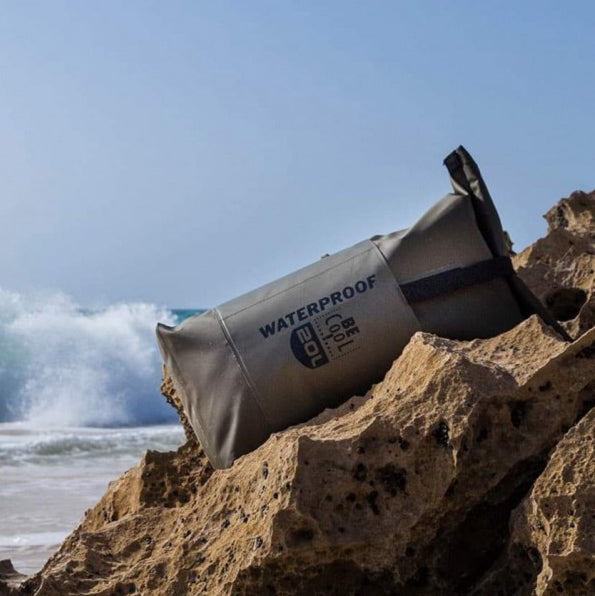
[400,256,514,304]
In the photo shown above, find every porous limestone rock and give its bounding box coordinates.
[514,190,595,336]
[2,191,594,596]
[6,316,592,596]
[512,409,595,596]
[472,409,594,596]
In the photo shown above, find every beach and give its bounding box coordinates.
[0,423,184,574]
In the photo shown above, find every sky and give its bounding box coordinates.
[0,1,593,308]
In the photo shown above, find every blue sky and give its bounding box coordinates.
[1,1,593,307]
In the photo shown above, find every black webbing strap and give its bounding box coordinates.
[400,256,515,304]
[443,148,503,258]
[441,147,573,342]
[443,150,472,195]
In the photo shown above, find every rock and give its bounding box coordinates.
[160,366,201,448]
[474,409,595,596]
[6,191,594,596]
[12,316,595,596]
[0,560,26,596]
[514,190,595,336]
[514,409,594,595]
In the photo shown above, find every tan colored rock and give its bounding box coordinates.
[472,409,594,596]
[514,408,594,596]
[160,366,201,448]
[514,190,595,336]
[9,316,593,596]
[2,191,593,596]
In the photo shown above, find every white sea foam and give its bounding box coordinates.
[0,531,69,548]
[0,287,177,427]
[0,422,184,464]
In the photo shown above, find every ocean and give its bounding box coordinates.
[0,287,202,574]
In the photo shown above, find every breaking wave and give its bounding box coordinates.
[0,424,185,465]
[0,287,195,427]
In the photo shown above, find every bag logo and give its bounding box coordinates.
[290,323,329,369]
[290,313,360,368]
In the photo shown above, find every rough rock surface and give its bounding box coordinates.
[514,191,595,337]
[475,409,595,596]
[512,409,594,595]
[2,192,594,596]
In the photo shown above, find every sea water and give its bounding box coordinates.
[0,287,201,574]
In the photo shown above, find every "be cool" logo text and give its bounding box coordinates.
[290,312,361,369]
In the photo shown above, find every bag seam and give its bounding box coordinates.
[213,308,276,430]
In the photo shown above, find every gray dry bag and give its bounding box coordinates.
[157,146,569,469]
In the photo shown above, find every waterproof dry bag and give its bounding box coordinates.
[157,146,568,468]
